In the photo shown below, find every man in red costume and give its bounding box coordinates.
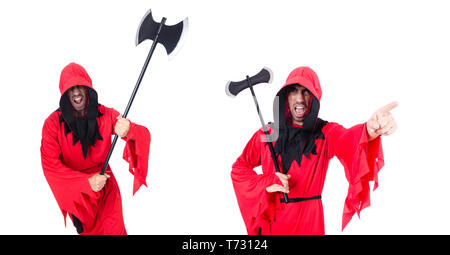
[231,66,397,235]
[41,62,150,235]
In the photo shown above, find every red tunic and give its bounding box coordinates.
[231,67,384,235]
[231,123,383,235]
[40,63,150,234]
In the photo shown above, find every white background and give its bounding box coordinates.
[0,0,449,235]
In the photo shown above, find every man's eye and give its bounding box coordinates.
[287,87,298,93]
[302,89,310,96]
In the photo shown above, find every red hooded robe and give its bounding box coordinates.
[41,63,151,234]
[231,67,384,235]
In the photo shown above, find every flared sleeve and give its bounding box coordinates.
[231,129,282,235]
[326,122,384,230]
[122,122,151,195]
[40,114,101,226]
[109,109,151,195]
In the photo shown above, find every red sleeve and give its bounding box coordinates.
[122,122,151,195]
[109,109,151,195]
[326,122,384,230]
[231,129,281,235]
[40,114,101,226]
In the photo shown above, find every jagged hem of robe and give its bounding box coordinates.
[341,123,384,230]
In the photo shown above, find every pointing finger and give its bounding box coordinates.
[377,101,398,114]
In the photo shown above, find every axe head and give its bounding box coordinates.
[226,67,274,97]
[136,9,189,59]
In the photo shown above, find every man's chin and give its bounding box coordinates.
[291,117,305,126]
[292,115,305,122]
[72,107,86,116]
[71,103,85,111]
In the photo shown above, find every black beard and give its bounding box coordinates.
[58,87,103,159]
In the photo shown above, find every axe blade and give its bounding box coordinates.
[135,9,159,46]
[226,67,274,97]
[160,17,189,60]
[135,9,188,59]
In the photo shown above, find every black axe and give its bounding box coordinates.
[226,67,289,203]
[100,10,188,175]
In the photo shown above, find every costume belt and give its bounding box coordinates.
[280,195,322,203]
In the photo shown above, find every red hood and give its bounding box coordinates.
[279,66,322,101]
[59,62,94,96]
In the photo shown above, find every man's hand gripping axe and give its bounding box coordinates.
[100,10,188,175]
[226,68,289,203]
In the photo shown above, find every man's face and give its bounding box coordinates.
[286,84,312,126]
[67,85,88,116]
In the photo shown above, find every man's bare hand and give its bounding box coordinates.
[367,101,398,141]
[115,115,130,138]
[88,173,110,192]
[266,172,291,193]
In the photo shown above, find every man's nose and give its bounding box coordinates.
[295,92,305,103]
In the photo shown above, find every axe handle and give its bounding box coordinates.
[100,134,119,175]
[266,139,289,203]
[123,17,166,119]
[249,82,289,203]
[100,17,166,175]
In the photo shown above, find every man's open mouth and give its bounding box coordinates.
[294,104,306,117]
[72,96,84,107]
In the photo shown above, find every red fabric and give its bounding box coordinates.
[40,63,151,234]
[282,66,322,100]
[231,123,383,235]
[122,122,151,195]
[59,62,93,95]
[231,66,384,235]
